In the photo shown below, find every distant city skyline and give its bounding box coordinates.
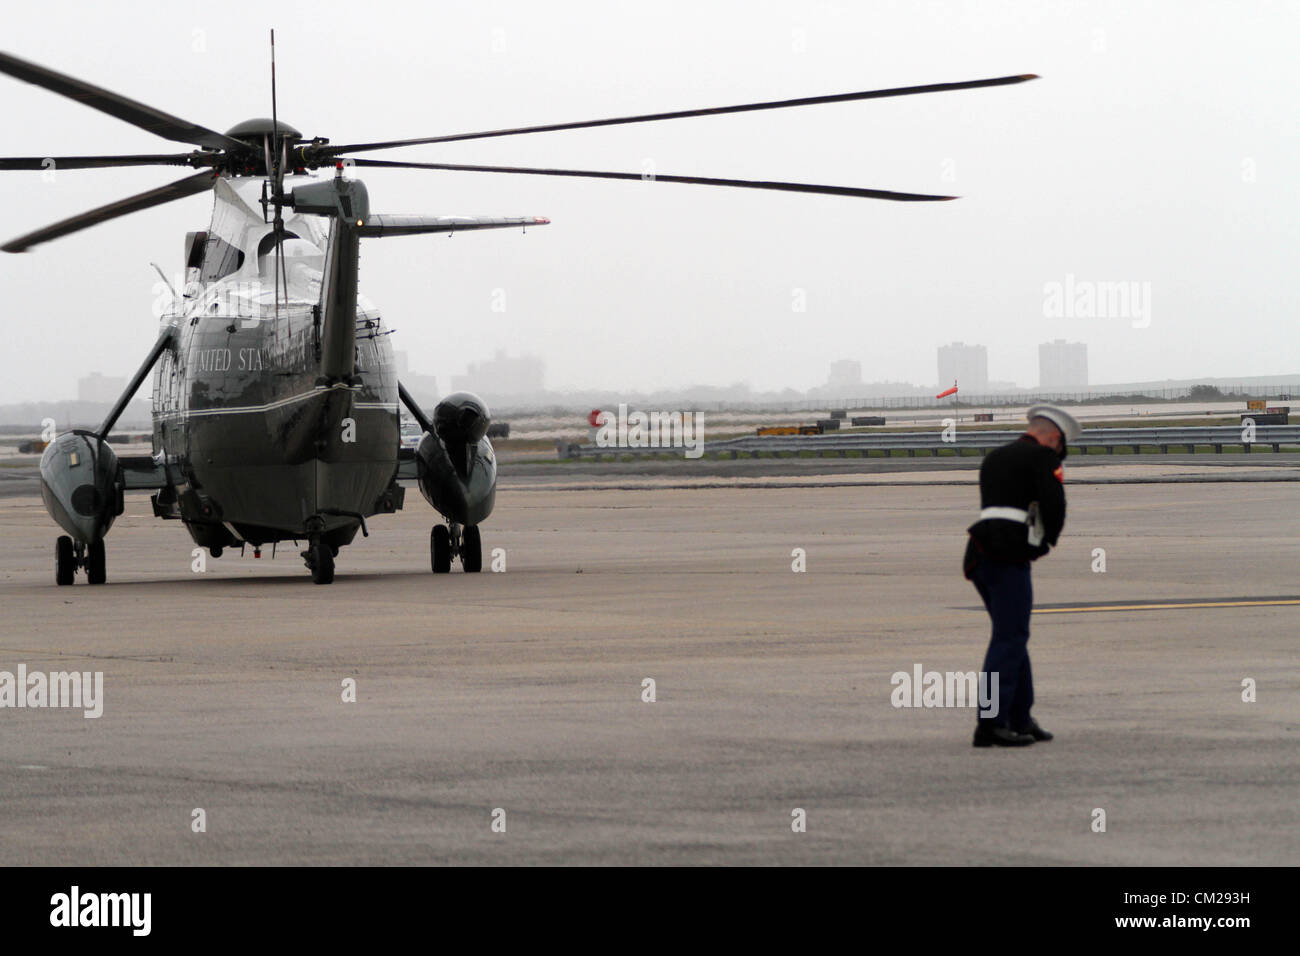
[50,347,1300,410]
[450,349,545,398]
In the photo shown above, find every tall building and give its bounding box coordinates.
[936,342,988,394]
[451,350,545,398]
[1039,339,1088,389]
[402,372,440,408]
[77,372,127,403]
[827,359,862,390]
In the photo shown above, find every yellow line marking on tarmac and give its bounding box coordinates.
[1036,599,1300,614]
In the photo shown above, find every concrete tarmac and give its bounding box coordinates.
[0,471,1297,865]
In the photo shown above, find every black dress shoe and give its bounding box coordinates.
[972,724,1035,748]
[1015,718,1053,742]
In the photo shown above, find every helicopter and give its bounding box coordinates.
[0,40,1036,585]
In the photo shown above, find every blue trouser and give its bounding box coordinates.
[970,555,1034,728]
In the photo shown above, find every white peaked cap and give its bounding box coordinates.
[1027,404,1082,443]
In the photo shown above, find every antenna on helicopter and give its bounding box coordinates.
[269,29,288,335]
[150,261,178,309]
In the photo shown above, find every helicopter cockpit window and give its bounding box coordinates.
[200,234,245,283]
[185,231,207,271]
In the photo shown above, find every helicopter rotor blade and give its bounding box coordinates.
[342,158,957,202]
[0,50,244,151]
[1,170,215,253]
[0,153,213,171]
[318,74,1038,157]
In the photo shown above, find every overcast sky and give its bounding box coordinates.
[1,0,1296,403]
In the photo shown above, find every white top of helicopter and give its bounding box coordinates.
[179,173,379,323]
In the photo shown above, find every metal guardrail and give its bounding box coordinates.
[560,425,1300,459]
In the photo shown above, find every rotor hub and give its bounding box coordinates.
[224,117,303,146]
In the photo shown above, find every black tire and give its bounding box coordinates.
[462,525,482,573]
[55,536,74,586]
[431,525,451,573]
[310,540,334,584]
[210,545,223,558]
[87,539,106,585]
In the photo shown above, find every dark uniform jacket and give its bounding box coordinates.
[963,434,1067,573]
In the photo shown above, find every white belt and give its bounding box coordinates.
[980,507,1029,523]
[979,504,1045,547]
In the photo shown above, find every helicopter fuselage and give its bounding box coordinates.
[150,174,400,552]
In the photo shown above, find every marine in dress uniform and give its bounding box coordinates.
[963,405,1080,747]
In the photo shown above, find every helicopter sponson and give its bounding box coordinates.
[38,431,124,585]
[39,432,124,547]
[415,392,496,528]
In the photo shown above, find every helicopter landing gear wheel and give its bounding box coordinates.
[462,525,482,573]
[431,524,451,573]
[55,535,74,586]
[87,539,106,585]
[303,536,335,585]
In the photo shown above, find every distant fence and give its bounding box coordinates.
[561,425,1300,459]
